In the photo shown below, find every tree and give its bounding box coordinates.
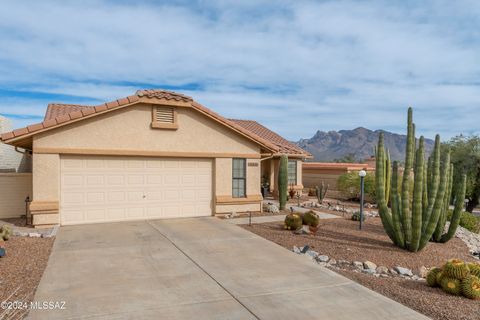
[337,171,376,201]
[447,135,480,212]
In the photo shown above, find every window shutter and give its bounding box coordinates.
[155,106,175,123]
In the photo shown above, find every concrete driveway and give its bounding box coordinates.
[29,218,428,320]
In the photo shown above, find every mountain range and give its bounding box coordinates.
[296,127,435,162]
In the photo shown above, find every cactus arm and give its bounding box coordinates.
[423,135,441,231]
[410,137,425,251]
[376,133,397,244]
[418,151,450,251]
[433,163,454,241]
[422,158,428,222]
[278,155,288,210]
[401,108,414,247]
[391,161,405,247]
[440,174,467,243]
[385,150,391,205]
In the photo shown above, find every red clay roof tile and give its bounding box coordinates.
[230,119,310,156]
[106,100,120,109]
[27,123,44,132]
[1,132,14,140]
[13,128,28,136]
[0,89,282,153]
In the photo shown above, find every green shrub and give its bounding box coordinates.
[303,210,319,227]
[447,210,480,233]
[0,225,11,241]
[284,213,302,230]
[337,171,376,201]
[351,211,366,221]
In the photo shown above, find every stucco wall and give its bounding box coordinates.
[33,104,261,155]
[32,153,60,202]
[0,173,32,218]
[30,104,264,220]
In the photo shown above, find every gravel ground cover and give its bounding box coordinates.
[242,217,480,320]
[0,236,54,319]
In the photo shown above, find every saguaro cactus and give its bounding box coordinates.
[376,108,466,252]
[278,154,288,210]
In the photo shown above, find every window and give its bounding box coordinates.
[288,160,297,185]
[151,106,178,129]
[232,158,246,198]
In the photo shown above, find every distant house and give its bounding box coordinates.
[303,160,375,199]
[0,115,31,173]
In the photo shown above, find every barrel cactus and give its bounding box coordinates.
[426,259,480,299]
[426,267,442,287]
[461,275,480,299]
[278,155,288,210]
[467,263,480,278]
[441,277,462,295]
[376,108,467,252]
[284,213,302,230]
[444,259,470,280]
[303,210,320,227]
[0,225,11,241]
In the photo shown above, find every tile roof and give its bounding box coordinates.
[0,89,279,153]
[230,119,310,157]
[303,162,374,170]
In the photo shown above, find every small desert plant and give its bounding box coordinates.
[303,210,320,227]
[447,210,480,234]
[426,267,442,287]
[0,225,11,241]
[351,211,366,222]
[284,213,302,230]
[308,188,316,196]
[288,184,297,199]
[315,182,329,204]
[461,275,480,299]
[278,155,288,210]
[427,259,480,299]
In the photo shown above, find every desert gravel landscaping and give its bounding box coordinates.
[0,236,54,319]
[242,217,480,320]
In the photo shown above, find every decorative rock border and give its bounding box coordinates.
[11,225,58,238]
[293,246,428,281]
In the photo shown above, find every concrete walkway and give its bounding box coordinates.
[225,210,339,225]
[29,218,428,320]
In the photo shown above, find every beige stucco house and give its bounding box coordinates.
[1,89,310,227]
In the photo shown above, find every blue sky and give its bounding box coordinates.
[0,0,479,141]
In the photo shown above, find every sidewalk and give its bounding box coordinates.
[225,207,339,225]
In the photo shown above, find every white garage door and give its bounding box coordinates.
[60,155,212,225]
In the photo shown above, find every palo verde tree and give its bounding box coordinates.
[376,108,467,252]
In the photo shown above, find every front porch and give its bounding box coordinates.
[260,157,303,199]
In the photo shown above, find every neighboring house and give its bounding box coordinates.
[0,115,31,173]
[0,89,310,227]
[303,161,375,199]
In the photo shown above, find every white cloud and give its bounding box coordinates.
[0,0,479,141]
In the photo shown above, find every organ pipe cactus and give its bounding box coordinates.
[376,108,467,252]
[278,154,288,210]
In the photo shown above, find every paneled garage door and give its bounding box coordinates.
[60,155,212,225]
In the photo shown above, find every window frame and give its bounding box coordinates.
[288,160,297,185]
[232,158,247,198]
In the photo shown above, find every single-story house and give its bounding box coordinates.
[0,89,310,227]
[302,160,375,199]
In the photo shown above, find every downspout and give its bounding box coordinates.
[15,147,32,155]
